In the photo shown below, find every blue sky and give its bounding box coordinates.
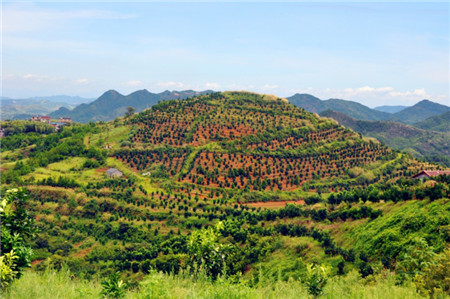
[2,1,449,107]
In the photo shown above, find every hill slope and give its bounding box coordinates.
[413,111,450,132]
[287,94,392,121]
[391,100,450,124]
[1,91,447,292]
[320,109,450,166]
[49,89,213,122]
[374,105,408,113]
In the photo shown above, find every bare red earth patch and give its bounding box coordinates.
[243,200,305,209]
[32,259,44,266]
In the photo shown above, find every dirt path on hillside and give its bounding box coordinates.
[243,200,305,209]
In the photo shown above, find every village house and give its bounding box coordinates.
[106,168,123,178]
[31,116,51,123]
[412,170,450,180]
[59,117,72,123]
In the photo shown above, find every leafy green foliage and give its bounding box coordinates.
[100,272,129,299]
[304,263,330,297]
[0,188,36,288]
[187,222,231,279]
[415,247,450,298]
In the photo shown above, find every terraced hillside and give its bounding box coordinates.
[114,92,425,199]
[1,91,448,292]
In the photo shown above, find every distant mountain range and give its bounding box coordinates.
[0,96,94,121]
[3,90,449,131]
[389,100,450,124]
[287,94,392,121]
[49,89,214,123]
[320,109,450,167]
[287,94,450,124]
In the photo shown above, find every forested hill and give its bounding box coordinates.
[287,93,449,124]
[49,89,214,123]
[320,109,450,167]
[391,100,450,124]
[413,111,450,132]
[287,93,393,121]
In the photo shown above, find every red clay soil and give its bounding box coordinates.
[96,167,108,172]
[243,200,305,209]
[73,247,93,258]
[32,259,44,266]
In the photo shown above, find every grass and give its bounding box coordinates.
[89,124,131,149]
[24,157,106,184]
[4,268,425,299]
[106,157,160,194]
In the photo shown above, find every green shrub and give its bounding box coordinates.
[100,272,129,299]
[304,263,330,297]
[1,188,36,288]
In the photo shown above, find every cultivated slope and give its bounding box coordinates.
[113,91,431,197]
[320,109,450,166]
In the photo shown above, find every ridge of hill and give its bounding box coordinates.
[391,99,450,124]
[288,94,449,124]
[374,105,408,113]
[320,109,450,166]
[413,111,450,132]
[49,89,214,123]
[287,94,392,121]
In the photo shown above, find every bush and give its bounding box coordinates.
[0,188,36,288]
[304,263,330,297]
[101,272,129,299]
[415,247,450,298]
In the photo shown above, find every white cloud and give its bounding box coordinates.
[260,84,279,91]
[204,82,221,90]
[124,80,143,87]
[77,78,89,84]
[156,81,187,89]
[388,88,430,99]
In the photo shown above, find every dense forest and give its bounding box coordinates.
[1,92,449,298]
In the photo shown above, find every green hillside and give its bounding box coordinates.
[414,111,450,132]
[320,109,450,167]
[287,94,392,121]
[392,100,450,124]
[1,91,449,298]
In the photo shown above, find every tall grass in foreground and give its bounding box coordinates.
[4,268,425,299]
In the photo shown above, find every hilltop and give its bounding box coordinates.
[287,93,392,121]
[392,100,450,124]
[287,93,449,124]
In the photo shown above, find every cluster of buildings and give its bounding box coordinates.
[30,116,72,131]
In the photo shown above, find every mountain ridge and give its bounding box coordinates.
[320,109,450,166]
[49,89,214,122]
